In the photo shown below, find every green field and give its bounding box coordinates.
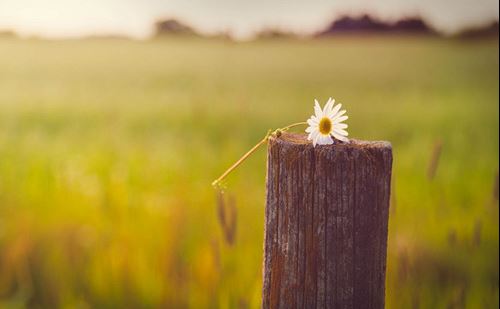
[0,36,498,308]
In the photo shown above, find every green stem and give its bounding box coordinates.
[281,121,308,131]
[212,121,307,188]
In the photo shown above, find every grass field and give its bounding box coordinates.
[0,36,498,308]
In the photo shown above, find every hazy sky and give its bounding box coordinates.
[0,0,498,39]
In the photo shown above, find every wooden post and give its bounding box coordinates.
[262,132,393,309]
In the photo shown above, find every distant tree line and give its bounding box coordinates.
[1,15,498,41]
[0,30,16,38]
[153,15,498,40]
[315,15,437,36]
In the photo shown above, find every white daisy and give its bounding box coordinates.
[305,97,349,146]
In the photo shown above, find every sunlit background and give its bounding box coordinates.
[0,0,498,308]
[0,0,499,39]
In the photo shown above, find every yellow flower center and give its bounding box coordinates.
[319,117,332,135]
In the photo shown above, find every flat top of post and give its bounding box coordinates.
[270,132,392,150]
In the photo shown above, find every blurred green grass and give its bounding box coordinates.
[0,36,498,308]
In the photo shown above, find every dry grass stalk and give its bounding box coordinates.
[473,220,482,247]
[427,139,443,180]
[216,191,237,246]
[493,170,498,202]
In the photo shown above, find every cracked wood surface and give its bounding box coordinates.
[262,132,392,309]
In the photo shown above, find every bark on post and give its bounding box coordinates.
[262,132,393,309]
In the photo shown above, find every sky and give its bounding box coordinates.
[0,0,498,39]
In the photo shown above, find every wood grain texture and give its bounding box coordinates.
[262,132,392,309]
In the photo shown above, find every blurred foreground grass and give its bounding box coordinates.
[0,36,498,308]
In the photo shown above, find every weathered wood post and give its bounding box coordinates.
[262,132,392,309]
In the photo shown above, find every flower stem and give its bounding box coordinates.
[211,135,268,188]
[281,121,308,131]
[212,121,307,188]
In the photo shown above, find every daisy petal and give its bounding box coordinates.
[305,126,314,133]
[329,103,342,118]
[310,130,319,142]
[333,128,349,136]
[324,135,334,145]
[313,134,319,147]
[333,115,348,123]
[314,99,323,117]
[323,97,334,114]
[334,123,348,129]
[317,135,333,145]
[307,118,319,127]
[332,109,346,120]
[332,132,349,142]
